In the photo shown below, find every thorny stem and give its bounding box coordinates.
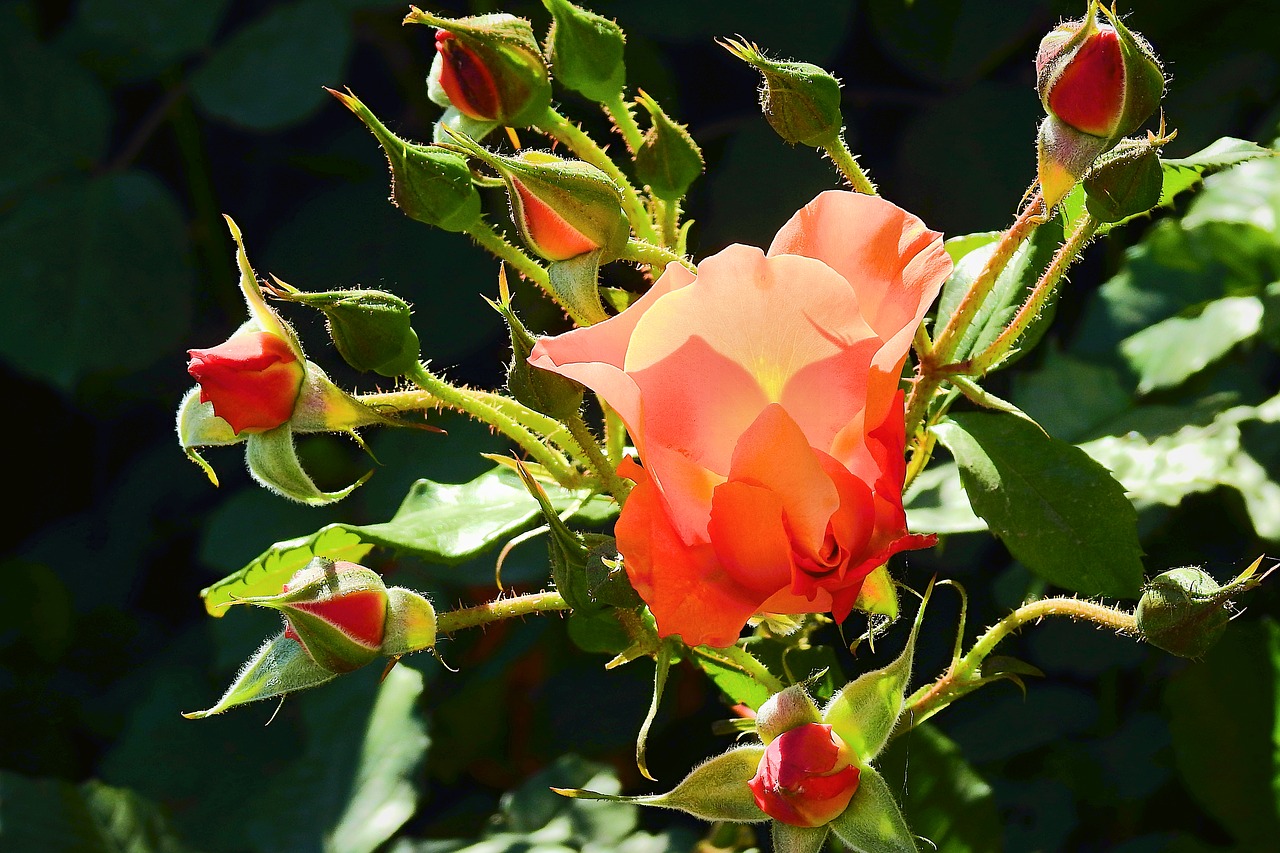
[970,211,1100,375]
[436,590,570,635]
[602,91,646,155]
[466,220,607,327]
[405,362,582,486]
[897,597,1138,735]
[623,238,697,274]
[537,107,660,243]
[822,133,877,196]
[656,199,682,251]
[565,410,632,501]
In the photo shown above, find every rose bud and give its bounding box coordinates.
[748,723,861,827]
[542,0,627,104]
[187,330,304,435]
[268,281,422,379]
[445,130,629,262]
[721,38,843,148]
[1036,1,1163,142]
[244,558,389,674]
[406,8,551,128]
[1137,559,1272,659]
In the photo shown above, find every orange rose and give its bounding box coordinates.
[187,330,304,435]
[529,192,951,647]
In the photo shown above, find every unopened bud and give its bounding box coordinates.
[755,685,822,745]
[329,88,481,233]
[187,330,304,435]
[1137,559,1271,659]
[489,272,585,418]
[407,8,552,128]
[1082,137,1164,223]
[748,723,861,827]
[1036,114,1111,208]
[721,38,842,148]
[542,0,626,104]
[1036,2,1164,142]
[446,131,629,262]
[270,282,421,378]
[634,90,704,201]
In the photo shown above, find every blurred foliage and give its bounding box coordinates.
[2,0,1280,851]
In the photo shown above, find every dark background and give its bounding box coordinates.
[3,0,1280,850]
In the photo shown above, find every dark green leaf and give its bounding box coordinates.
[0,772,191,853]
[1167,619,1280,849]
[191,0,351,130]
[876,724,1002,853]
[0,172,192,389]
[935,412,1144,598]
[1010,349,1132,443]
[0,9,111,196]
[72,0,230,78]
[934,215,1065,365]
[1120,296,1264,394]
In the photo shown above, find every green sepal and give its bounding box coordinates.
[512,461,596,611]
[176,386,240,485]
[823,580,933,762]
[432,103,501,144]
[553,744,768,823]
[1098,3,1165,140]
[405,8,552,128]
[271,283,422,378]
[720,38,843,148]
[486,286,585,419]
[1083,137,1164,223]
[245,425,371,506]
[634,90,703,200]
[291,360,402,435]
[382,587,438,657]
[772,822,830,853]
[542,0,626,104]
[548,248,610,325]
[329,88,482,232]
[754,684,822,745]
[583,537,642,608]
[1038,114,1112,209]
[828,766,918,853]
[852,564,898,620]
[182,632,337,719]
[636,638,676,780]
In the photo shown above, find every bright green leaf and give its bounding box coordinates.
[1120,296,1264,394]
[191,0,351,130]
[904,461,987,534]
[935,413,1145,598]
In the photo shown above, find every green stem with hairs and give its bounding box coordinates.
[623,238,696,274]
[602,91,646,155]
[436,590,570,634]
[536,107,659,243]
[821,133,877,196]
[468,220,607,327]
[565,410,632,500]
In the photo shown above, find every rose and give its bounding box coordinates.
[530,191,951,647]
[187,330,304,435]
[748,723,861,827]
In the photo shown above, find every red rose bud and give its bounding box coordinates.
[721,38,843,148]
[407,8,551,128]
[1036,2,1163,141]
[446,131,629,262]
[187,330,304,435]
[749,723,861,827]
[251,558,389,673]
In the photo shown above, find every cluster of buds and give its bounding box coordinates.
[186,558,438,718]
[1034,0,1165,207]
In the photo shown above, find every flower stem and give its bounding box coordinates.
[969,212,1099,375]
[821,133,877,196]
[405,362,582,486]
[897,596,1138,734]
[565,410,632,500]
[469,220,603,327]
[602,91,646,155]
[436,590,570,635]
[536,107,660,244]
[623,238,696,274]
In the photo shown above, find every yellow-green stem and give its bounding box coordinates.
[970,212,1099,375]
[602,401,627,468]
[821,133,877,196]
[602,91,646,155]
[656,199,681,250]
[436,590,570,635]
[406,362,581,485]
[536,107,659,243]
[468,220,602,327]
[898,597,1137,734]
[565,410,631,501]
[623,238,696,274]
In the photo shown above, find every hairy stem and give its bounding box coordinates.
[436,590,570,634]
[565,410,632,500]
[602,91,646,155]
[821,133,877,196]
[623,238,696,274]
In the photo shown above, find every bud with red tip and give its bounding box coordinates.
[187,330,304,435]
[748,723,862,828]
[407,8,551,128]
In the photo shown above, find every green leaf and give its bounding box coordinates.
[1010,349,1133,443]
[1166,619,1280,849]
[823,583,931,762]
[201,466,610,616]
[828,766,918,853]
[182,632,337,718]
[904,461,987,534]
[935,412,1145,598]
[1081,393,1280,540]
[0,772,191,853]
[0,9,111,196]
[0,172,192,390]
[934,216,1065,364]
[1120,296,1264,394]
[875,724,1002,853]
[191,0,351,130]
[693,645,776,712]
[71,0,230,79]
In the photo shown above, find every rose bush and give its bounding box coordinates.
[530,191,951,646]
